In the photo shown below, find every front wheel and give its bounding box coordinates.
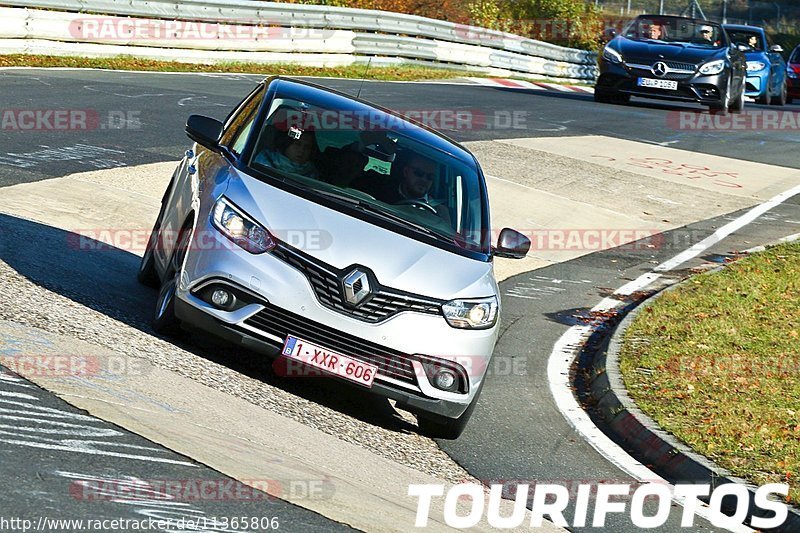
[594,91,629,105]
[416,381,484,440]
[152,227,191,336]
[771,82,787,106]
[756,84,771,105]
[729,81,745,113]
[710,77,733,114]
[137,218,161,288]
[153,273,181,335]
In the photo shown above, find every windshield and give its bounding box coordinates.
[624,16,726,48]
[726,29,764,51]
[247,92,489,253]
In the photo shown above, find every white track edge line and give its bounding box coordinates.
[546,183,800,532]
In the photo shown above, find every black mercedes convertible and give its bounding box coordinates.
[595,15,747,112]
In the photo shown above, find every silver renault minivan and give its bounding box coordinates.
[138,77,530,438]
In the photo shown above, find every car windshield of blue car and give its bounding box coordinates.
[625,17,725,48]
[726,30,764,51]
[247,95,489,253]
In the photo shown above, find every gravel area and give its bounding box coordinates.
[0,258,474,485]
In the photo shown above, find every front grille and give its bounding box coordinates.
[626,59,696,80]
[664,61,696,72]
[244,303,419,386]
[270,243,444,323]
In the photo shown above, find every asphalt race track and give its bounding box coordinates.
[1,68,799,532]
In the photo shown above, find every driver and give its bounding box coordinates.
[396,154,437,203]
[697,24,714,42]
[646,24,665,40]
[364,153,451,224]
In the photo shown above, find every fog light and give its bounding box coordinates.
[211,289,232,308]
[433,369,457,391]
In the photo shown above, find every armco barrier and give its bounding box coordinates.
[0,0,598,80]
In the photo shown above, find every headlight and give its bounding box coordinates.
[746,61,767,72]
[787,68,798,79]
[211,197,275,254]
[602,45,623,65]
[442,297,498,329]
[699,59,725,75]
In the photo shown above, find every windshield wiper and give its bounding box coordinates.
[312,189,457,245]
[257,169,458,245]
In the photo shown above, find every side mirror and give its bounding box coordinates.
[603,28,618,42]
[494,228,531,259]
[186,115,223,149]
[770,44,784,54]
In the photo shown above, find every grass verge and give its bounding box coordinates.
[0,54,467,81]
[620,241,800,504]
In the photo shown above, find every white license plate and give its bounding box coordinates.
[637,78,678,90]
[281,335,377,388]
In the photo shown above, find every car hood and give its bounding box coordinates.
[744,51,769,61]
[615,38,725,64]
[224,169,497,301]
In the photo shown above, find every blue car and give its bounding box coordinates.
[723,24,787,105]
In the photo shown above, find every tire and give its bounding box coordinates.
[152,227,191,336]
[416,380,484,440]
[153,273,181,335]
[710,77,732,114]
[614,93,631,105]
[729,81,745,113]
[594,91,613,103]
[756,84,771,105]
[137,218,160,288]
[771,81,787,106]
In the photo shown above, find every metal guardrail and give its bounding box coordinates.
[0,0,598,80]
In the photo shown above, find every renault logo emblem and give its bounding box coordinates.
[343,269,370,305]
[651,62,669,78]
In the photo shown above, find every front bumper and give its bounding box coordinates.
[788,77,800,98]
[744,72,767,97]
[174,214,498,419]
[596,61,729,104]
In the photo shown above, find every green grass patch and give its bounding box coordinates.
[0,54,467,81]
[620,241,800,504]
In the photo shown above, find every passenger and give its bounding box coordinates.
[748,34,760,50]
[255,125,319,179]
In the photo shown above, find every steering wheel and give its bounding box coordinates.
[395,198,438,215]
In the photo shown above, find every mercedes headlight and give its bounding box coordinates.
[746,61,767,72]
[442,297,498,329]
[602,45,623,65]
[212,197,275,254]
[699,59,725,75]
